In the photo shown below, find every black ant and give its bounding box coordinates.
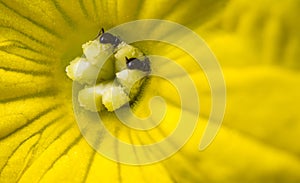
[96,28,121,47]
[126,57,151,72]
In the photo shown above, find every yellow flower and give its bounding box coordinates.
[1,0,300,182]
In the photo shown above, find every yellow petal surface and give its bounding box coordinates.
[1,0,300,183]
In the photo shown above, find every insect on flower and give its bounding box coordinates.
[126,57,151,72]
[96,28,122,48]
[66,28,152,112]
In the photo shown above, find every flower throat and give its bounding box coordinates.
[65,29,151,112]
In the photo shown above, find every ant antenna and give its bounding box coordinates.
[125,57,130,64]
[94,28,105,39]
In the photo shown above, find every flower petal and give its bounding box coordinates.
[1,0,300,182]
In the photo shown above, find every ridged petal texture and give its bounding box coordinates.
[1,0,300,182]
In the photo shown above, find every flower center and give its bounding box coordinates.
[65,30,151,112]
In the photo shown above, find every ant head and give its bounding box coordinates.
[125,57,140,64]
